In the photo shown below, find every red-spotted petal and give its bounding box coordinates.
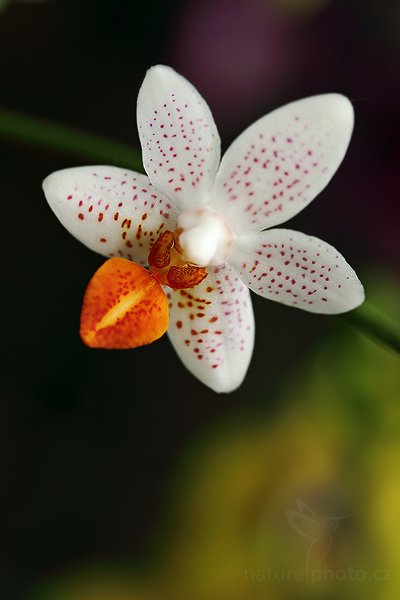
[137,65,221,210]
[209,94,354,232]
[227,229,365,314]
[80,258,169,348]
[43,166,178,265]
[166,265,254,393]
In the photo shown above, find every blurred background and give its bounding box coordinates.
[1,0,399,598]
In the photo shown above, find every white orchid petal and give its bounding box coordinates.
[137,65,221,210]
[43,166,178,265]
[227,229,364,314]
[166,265,254,393]
[209,94,354,232]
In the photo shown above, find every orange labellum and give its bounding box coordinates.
[80,258,169,349]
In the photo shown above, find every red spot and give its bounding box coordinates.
[98,213,104,222]
[176,320,183,329]
[78,213,84,220]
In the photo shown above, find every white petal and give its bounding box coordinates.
[209,94,354,232]
[43,166,178,265]
[166,265,254,393]
[227,229,364,314]
[137,65,221,210]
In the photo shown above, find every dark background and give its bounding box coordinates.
[1,0,399,598]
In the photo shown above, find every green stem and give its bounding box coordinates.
[0,108,143,171]
[341,301,400,354]
[0,109,399,357]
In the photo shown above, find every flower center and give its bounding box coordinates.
[148,209,232,290]
[148,230,208,290]
[176,209,233,267]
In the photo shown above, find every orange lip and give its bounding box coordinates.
[80,258,169,349]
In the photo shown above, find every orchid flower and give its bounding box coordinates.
[43,65,364,393]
